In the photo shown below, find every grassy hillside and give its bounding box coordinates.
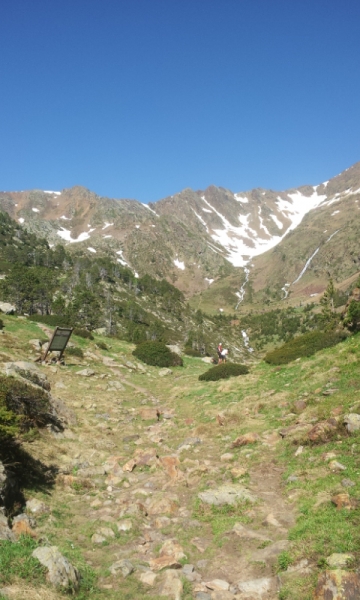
[0,314,359,599]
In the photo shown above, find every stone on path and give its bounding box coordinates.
[75,368,95,377]
[237,576,277,596]
[117,520,132,532]
[157,569,183,600]
[231,432,260,447]
[314,570,360,599]
[32,546,80,590]
[26,498,49,514]
[139,570,157,586]
[205,579,230,591]
[159,455,183,480]
[146,494,179,515]
[109,559,134,577]
[198,483,257,506]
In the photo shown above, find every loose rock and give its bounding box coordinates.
[32,546,80,590]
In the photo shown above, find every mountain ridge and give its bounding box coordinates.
[1,161,360,302]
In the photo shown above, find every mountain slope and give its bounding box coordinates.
[1,161,360,301]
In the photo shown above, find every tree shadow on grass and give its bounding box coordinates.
[0,440,57,517]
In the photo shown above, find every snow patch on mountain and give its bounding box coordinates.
[174,258,185,270]
[270,214,283,229]
[57,228,93,243]
[234,194,249,203]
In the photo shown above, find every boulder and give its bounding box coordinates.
[32,546,80,590]
[0,302,15,314]
[314,570,360,599]
[343,413,360,433]
[109,559,134,577]
[157,569,183,600]
[75,368,95,377]
[158,368,173,377]
[198,483,257,506]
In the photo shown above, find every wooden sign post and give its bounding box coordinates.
[42,327,73,362]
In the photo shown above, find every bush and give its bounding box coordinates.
[0,375,60,442]
[96,341,108,350]
[184,348,202,357]
[27,314,70,327]
[66,346,84,358]
[264,330,347,365]
[199,363,249,381]
[73,328,94,340]
[133,341,183,367]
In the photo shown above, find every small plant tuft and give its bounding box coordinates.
[199,362,249,381]
[66,346,84,358]
[73,328,94,340]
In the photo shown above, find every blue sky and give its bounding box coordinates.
[1,0,359,202]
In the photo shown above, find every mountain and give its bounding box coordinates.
[0,162,360,305]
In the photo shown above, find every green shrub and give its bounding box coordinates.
[96,341,108,350]
[199,363,249,381]
[27,314,70,327]
[0,375,60,442]
[264,330,347,365]
[184,348,202,357]
[73,328,94,340]
[133,341,183,367]
[66,346,84,358]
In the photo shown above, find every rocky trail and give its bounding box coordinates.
[1,355,297,600]
[1,325,360,600]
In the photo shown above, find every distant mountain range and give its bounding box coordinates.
[1,161,360,309]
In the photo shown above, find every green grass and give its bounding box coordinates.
[0,537,46,586]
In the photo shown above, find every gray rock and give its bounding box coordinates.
[157,569,183,600]
[196,594,211,600]
[178,437,202,450]
[0,302,15,314]
[109,559,135,577]
[198,483,257,506]
[341,478,355,488]
[182,564,194,576]
[158,368,173,377]
[0,513,15,541]
[237,576,277,596]
[26,498,49,515]
[75,368,95,377]
[32,546,80,590]
[344,413,360,433]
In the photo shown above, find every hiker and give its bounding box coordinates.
[217,343,224,363]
